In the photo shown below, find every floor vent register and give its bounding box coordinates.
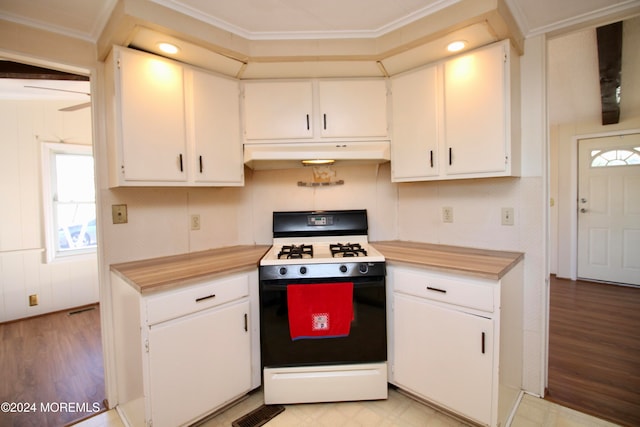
[231,404,285,427]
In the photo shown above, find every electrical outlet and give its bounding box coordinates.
[191,214,201,231]
[112,204,128,224]
[29,294,38,306]
[442,207,453,223]
[501,207,515,226]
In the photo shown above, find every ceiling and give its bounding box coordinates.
[0,0,639,124]
[0,0,637,41]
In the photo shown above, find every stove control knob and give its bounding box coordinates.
[279,267,287,276]
[339,265,348,273]
[359,263,369,274]
[299,266,307,275]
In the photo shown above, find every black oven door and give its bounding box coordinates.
[259,276,387,368]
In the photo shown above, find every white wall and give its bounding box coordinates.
[551,18,640,279]
[0,100,98,322]
[245,164,398,244]
[99,186,251,264]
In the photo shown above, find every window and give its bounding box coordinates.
[591,147,640,167]
[42,142,96,261]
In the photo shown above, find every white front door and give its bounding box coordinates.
[577,133,640,286]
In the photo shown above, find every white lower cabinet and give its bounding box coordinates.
[394,294,493,424]
[146,300,250,427]
[111,270,259,427]
[388,263,523,427]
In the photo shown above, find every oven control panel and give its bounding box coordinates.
[308,214,334,226]
[260,262,386,281]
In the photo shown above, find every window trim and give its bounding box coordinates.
[590,146,640,167]
[41,141,96,263]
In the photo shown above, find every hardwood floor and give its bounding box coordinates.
[0,305,105,427]
[546,276,640,426]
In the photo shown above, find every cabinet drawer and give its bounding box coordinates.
[145,273,249,325]
[393,267,494,312]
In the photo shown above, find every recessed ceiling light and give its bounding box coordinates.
[447,40,467,53]
[158,42,180,55]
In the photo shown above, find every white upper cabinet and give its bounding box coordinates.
[318,80,388,138]
[243,80,313,140]
[390,64,440,180]
[115,47,187,183]
[444,41,509,176]
[242,78,388,142]
[185,69,244,185]
[106,46,243,187]
[390,40,520,182]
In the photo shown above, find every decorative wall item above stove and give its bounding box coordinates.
[259,209,388,404]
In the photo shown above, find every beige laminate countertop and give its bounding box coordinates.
[111,245,270,294]
[372,241,523,280]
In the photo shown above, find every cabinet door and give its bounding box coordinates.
[390,66,439,181]
[117,48,187,182]
[147,300,251,427]
[187,69,243,185]
[393,294,493,425]
[243,81,313,140]
[318,80,388,138]
[444,42,507,176]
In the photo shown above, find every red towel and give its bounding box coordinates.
[287,282,354,340]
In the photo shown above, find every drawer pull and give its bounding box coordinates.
[481,332,486,354]
[244,313,248,332]
[426,286,447,294]
[195,294,216,303]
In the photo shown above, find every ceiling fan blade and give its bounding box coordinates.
[24,84,90,96]
[59,102,92,112]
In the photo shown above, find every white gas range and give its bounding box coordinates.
[258,210,388,405]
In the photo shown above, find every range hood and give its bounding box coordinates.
[243,141,390,170]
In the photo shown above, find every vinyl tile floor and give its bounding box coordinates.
[73,387,621,427]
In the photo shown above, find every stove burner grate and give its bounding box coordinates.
[278,244,314,259]
[330,243,368,258]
